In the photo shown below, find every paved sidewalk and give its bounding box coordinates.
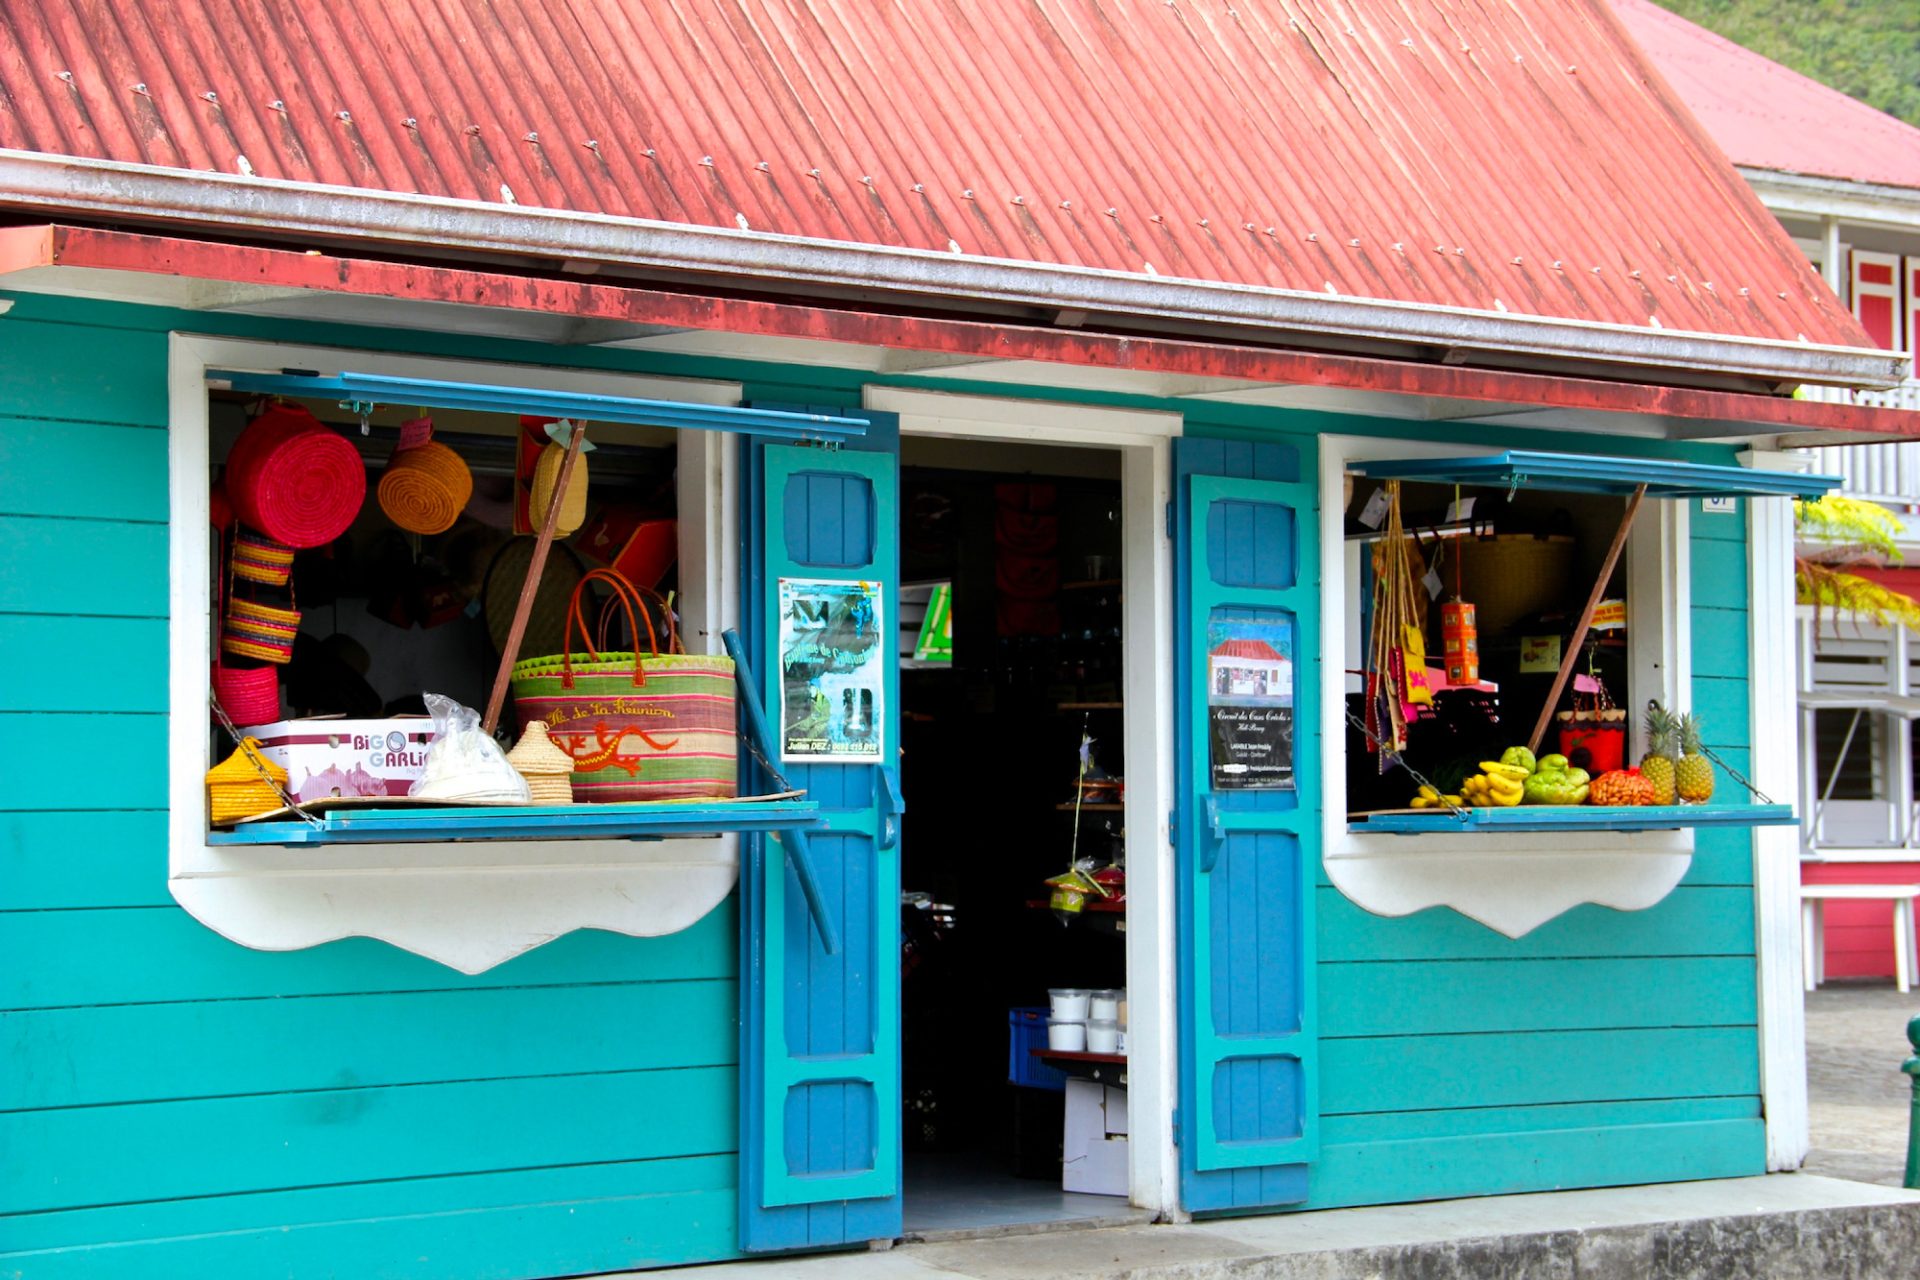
[628,1176,1920,1279]
[1803,982,1920,1187]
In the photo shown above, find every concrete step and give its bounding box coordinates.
[636,1175,1920,1280]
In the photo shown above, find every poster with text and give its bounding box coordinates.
[1207,614,1295,790]
[779,578,886,762]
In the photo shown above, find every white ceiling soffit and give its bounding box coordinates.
[0,149,1906,390]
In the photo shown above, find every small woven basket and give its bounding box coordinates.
[212,663,281,725]
[227,403,367,549]
[531,441,588,536]
[223,596,301,664]
[206,736,289,825]
[378,441,474,535]
[231,528,295,586]
[506,721,576,805]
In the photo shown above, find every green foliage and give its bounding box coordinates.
[1798,562,1920,630]
[1660,1,1920,127]
[1795,494,1907,561]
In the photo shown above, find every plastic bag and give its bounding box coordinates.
[408,693,532,803]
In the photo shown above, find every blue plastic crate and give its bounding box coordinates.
[1008,1006,1069,1091]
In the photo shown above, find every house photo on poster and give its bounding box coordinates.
[1208,613,1295,790]
[779,577,886,762]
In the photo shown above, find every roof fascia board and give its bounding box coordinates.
[0,148,1902,391]
[6,224,1918,441]
[1743,167,1920,235]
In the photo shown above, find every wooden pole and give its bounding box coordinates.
[1527,483,1647,755]
[482,422,587,735]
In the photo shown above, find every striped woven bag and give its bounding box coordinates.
[509,568,737,802]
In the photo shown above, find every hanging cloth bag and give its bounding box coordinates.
[509,568,738,802]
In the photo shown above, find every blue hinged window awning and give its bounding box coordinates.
[1349,450,1838,500]
[207,370,869,442]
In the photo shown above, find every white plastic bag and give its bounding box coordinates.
[408,693,532,803]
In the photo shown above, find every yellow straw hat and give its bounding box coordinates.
[378,441,473,535]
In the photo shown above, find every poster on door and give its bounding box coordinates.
[1207,614,1295,790]
[778,577,886,762]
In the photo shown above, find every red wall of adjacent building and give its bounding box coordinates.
[1802,861,1920,979]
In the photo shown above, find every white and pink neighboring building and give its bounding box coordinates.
[1617,0,1920,981]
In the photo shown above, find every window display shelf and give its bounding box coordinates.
[1350,803,1795,835]
[208,800,823,846]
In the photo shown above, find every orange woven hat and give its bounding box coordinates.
[378,441,473,535]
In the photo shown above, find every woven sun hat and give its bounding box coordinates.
[378,440,474,536]
[231,527,296,586]
[506,721,577,805]
[226,403,367,548]
[530,441,588,537]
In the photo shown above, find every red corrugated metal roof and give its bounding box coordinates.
[0,0,1873,352]
[1613,0,1920,192]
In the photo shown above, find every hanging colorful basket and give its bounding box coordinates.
[223,595,302,664]
[212,663,281,726]
[377,440,474,535]
[226,403,367,548]
[231,528,296,586]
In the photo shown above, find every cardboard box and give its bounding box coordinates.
[252,718,434,802]
[1062,1078,1130,1196]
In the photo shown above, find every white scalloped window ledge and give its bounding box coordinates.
[1324,831,1694,938]
[170,840,739,974]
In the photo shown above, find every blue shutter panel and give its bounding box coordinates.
[1174,437,1321,1213]
[740,414,904,1252]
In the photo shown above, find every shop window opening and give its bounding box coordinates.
[1342,479,1643,818]
[200,388,688,816]
[896,439,1145,1237]
[1336,449,1829,835]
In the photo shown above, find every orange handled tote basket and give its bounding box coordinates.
[509,568,737,802]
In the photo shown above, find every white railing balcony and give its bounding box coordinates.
[1795,376,1920,504]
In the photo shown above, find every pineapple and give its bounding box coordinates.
[1639,700,1678,805]
[1677,712,1714,803]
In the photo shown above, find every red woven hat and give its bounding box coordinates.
[227,404,367,548]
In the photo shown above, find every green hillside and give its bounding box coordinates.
[1660,1,1920,127]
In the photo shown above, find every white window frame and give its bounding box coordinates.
[1317,434,1695,938]
[166,333,746,973]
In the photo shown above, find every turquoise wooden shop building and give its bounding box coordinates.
[3,3,1918,1276]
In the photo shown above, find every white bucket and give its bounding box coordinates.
[1089,988,1123,1021]
[1086,1019,1120,1053]
[1049,988,1091,1021]
[1048,1019,1088,1051]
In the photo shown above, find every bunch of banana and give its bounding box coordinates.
[1460,758,1529,807]
[1408,784,1465,809]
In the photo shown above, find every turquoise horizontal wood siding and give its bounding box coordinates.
[1183,423,1768,1213]
[0,303,767,1279]
[0,289,1777,1269]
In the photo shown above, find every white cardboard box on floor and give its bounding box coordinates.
[1062,1078,1129,1196]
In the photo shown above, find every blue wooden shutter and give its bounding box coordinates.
[739,413,904,1252]
[1173,437,1320,1212]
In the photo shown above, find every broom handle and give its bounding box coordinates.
[1527,484,1646,755]
[483,422,587,735]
